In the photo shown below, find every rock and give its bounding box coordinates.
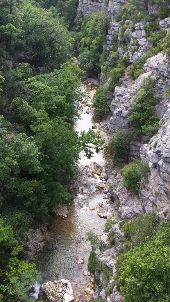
[140,102,170,218]
[42,280,74,302]
[25,227,48,259]
[53,205,68,218]
[29,282,41,300]
[89,204,96,210]
[91,162,103,176]
[76,256,84,265]
[100,233,109,248]
[97,211,108,219]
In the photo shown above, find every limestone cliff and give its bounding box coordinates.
[78,0,170,220]
[77,2,170,300]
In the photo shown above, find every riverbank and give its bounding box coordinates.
[36,79,115,301]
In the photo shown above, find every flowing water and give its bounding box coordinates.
[37,79,113,299]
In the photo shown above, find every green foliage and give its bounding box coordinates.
[106,130,130,164]
[115,2,146,23]
[88,250,98,274]
[93,53,128,121]
[79,130,103,158]
[0,218,39,301]
[122,213,161,249]
[117,242,170,302]
[105,219,116,246]
[0,0,73,70]
[128,77,159,136]
[108,64,125,90]
[121,160,149,192]
[0,0,85,299]
[38,0,79,28]
[86,231,99,251]
[92,86,110,121]
[117,218,170,302]
[77,12,108,75]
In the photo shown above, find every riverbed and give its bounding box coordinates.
[37,79,113,299]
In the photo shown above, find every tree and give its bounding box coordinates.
[16,1,73,69]
[121,160,149,192]
[0,218,39,302]
[117,226,170,302]
[106,130,130,164]
[77,12,108,75]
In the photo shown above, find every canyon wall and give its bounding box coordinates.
[78,0,170,220]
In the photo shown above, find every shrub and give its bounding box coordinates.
[117,241,170,302]
[122,213,160,248]
[148,30,167,47]
[92,86,110,121]
[106,130,130,164]
[108,64,125,90]
[88,250,98,274]
[117,219,170,302]
[105,218,116,246]
[115,3,146,23]
[128,77,159,136]
[121,160,149,192]
[77,12,108,75]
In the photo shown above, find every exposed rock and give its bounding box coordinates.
[25,227,48,259]
[140,103,170,218]
[107,286,122,302]
[91,162,103,176]
[53,205,69,218]
[128,22,151,63]
[98,211,108,219]
[76,256,84,265]
[78,0,127,16]
[42,280,74,302]
[160,17,170,29]
[108,71,154,133]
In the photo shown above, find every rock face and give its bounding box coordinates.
[78,0,104,15]
[141,103,170,219]
[42,280,74,302]
[78,0,127,16]
[107,52,170,220]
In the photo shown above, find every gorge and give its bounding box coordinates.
[0,0,169,301]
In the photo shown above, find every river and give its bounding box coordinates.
[37,79,113,299]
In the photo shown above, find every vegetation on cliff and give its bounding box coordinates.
[117,214,170,302]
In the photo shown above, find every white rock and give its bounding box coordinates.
[42,280,74,302]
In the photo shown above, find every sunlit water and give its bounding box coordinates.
[37,80,112,298]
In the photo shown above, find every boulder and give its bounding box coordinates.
[42,280,74,302]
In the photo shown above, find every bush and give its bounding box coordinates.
[105,218,116,246]
[115,3,146,23]
[108,64,125,90]
[121,160,149,192]
[88,250,98,274]
[128,77,159,136]
[92,86,110,121]
[77,12,108,75]
[122,213,160,248]
[106,130,130,164]
[117,219,170,302]
[117,240,170,302]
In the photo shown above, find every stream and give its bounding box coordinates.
[37,79,113,299]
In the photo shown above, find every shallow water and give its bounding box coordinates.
[37,80,112,298]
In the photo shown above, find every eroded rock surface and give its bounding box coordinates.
[42,280,74,302]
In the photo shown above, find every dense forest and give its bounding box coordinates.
[0,1,81,300]
[0,0,169,301]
